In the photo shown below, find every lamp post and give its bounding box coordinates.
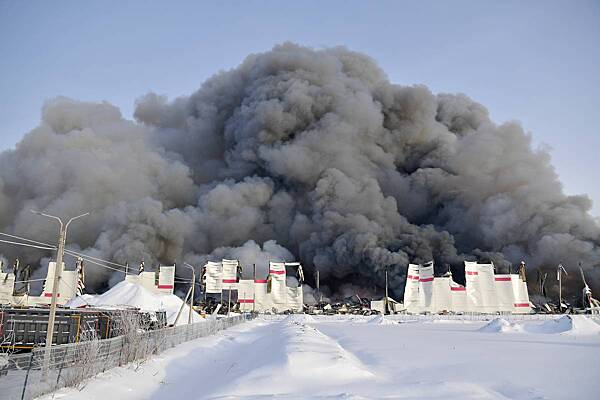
[183,263,196,324]
[31,210,89,377]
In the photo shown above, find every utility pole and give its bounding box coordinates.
[184,263,195,324]
[384,267,389,315]
[557,264,568,313]
[228,289,232,316]
[253,263,256,313]
[31,210,89,379]
[316,270,321,304]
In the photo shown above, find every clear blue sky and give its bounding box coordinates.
[1,0,599,215]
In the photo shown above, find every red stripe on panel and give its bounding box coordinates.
[239,299,255,303]
[222,279,237,283]
[495,277,511,281]
[466,271,479,276]
[514,303,530,307]
[269,270,285,275]
[157,285,174,289]
[451,286,466,291]
[254,279,268,283]
[419,277,434,282]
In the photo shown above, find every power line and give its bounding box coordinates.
[64,248,128,269]
[0,238,56,251]
[13,278,47,284]
[1,230,129,270]
[0,232,56,248]
[63,252,126,274]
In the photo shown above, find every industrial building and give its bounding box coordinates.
[403,261,532,314]
[204,260,304,313]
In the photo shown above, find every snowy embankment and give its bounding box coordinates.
[43,314,600,399]
[65,281,202,325]
[480,315,600,335]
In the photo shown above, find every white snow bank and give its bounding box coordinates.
[479,318,514,333]
[367,315,397,325]
[282,314,316,324]
[65,281,202,326]
[480,315,600,335]
[559,315,600,335]
[41,315,600,400]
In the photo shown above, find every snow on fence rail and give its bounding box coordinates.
[0,314,252,400]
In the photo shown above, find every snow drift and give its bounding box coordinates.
[1,42,599,298]
[367,315,397,325]
[66,281,202,325]
[479,315,600,335]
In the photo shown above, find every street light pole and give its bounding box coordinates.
[183,263,195,324]
[31,210,89,378]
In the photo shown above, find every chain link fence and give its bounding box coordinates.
[0,314,251,400]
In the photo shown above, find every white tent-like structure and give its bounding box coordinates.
[403,261,532,314]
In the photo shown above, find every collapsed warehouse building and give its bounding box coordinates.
[1,261,82,307]
[0,260,176,307]
[403,261,532,314]
[204,260,304,313]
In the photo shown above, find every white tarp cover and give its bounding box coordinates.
[41,262,78,305]
[269,261,287,307]
[285,262,304,312]
[512,276,532,313]
[237,279,255,312]
[477,263,499,313]
[465,261,482,312]
[450,280,468,313]
[403,264,420,313]
[157,265,175,295]
[205,261,223,294]
[0,272,15,303]
[432,277,452,312]
[254,279,271,312]
[287,286,303,312]
[418,262,434,313]
[222,259,239,290]
[125,272,155,293]
[495,274,515,312]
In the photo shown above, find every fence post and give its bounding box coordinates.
[103,340,111,372]
[117,337,124,366]
[21,351,34,400]
[54,347,69,392]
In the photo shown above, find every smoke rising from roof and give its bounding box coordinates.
[1,43,599,298]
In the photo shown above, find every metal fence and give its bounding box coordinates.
[0,314,251,400]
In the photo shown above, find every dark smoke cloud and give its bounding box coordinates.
[1,43,599,299]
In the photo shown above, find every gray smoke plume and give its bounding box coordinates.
[1,43,599,299]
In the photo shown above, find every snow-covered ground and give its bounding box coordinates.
[42,314,600,399]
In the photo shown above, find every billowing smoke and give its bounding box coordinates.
[1,43,599,299]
